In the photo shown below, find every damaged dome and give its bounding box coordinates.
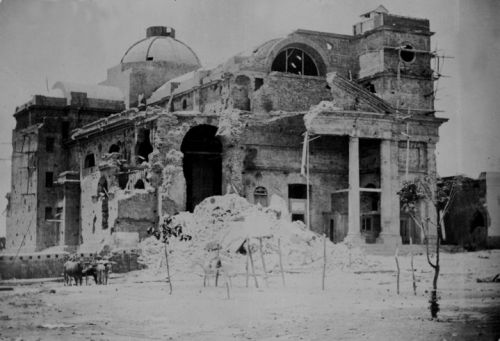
[121,26,201,67]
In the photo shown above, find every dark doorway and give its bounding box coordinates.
[97,176,109,230]
[135,129,153,163]
[181,125,222,212]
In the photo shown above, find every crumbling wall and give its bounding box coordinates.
[252,73,331,113]
[79,172,112,250]
[113,190,157,240]
[242,116,349,233]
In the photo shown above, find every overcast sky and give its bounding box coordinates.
[0,0,499,236]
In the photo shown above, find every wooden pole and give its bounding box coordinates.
[247,238,259,288]
[395,246,400,295]
[225,278,230,300]
[258,238,269,287]
[245,240,249,288]
[322,234,327,291]
[306,136,310,230]
[410,237,416,295]
[278,238,286,287]
[164,243,173,295]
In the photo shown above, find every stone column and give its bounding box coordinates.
[346,136,363,244]
[378,139,401,246]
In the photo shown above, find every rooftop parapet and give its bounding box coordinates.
[14,92,125,116]
[353,7,430,36]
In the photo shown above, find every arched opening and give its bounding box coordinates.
[254,186,268,207]
[181,125,222,212]
[97,177,109,230]
[271,47,319,76]
[84,154,95,168]
[109,144,120,153]
[134,179,145,189]
[135,129,153,163]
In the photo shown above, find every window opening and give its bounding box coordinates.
[46,137,55,152]
[254,186,268,207]
[134,179,145,189]
[271,48,319,76]
[84,154,95,168]
[361,216,372,232]
[400,44,416,63]
[45,207,53,220]
[136,129,153,163]
[61,121,70,140]
[364,82,376,93]
[288,184,308,199]
[109,144,120,153]
[45,172,53,188]
[254,78,264,91]
[182,99,187,110]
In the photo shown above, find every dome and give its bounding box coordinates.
[121,26,201,67]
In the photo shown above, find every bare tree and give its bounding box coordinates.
[398,176,459,318]
[147,214,192,295]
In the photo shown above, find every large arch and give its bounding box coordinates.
[265,37,328,76]
[180,125,222,212]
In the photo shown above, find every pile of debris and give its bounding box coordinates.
[139,194,367,277]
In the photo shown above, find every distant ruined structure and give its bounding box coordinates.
[5,6,451,253]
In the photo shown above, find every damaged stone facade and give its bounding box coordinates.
[6,7,448,253]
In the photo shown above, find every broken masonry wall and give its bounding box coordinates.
[242,117,349,234]
[372,77,434,112]
[251,73,331,113]
[5,126,39,252]
[79,171,113,250]
[199,80,231,115]
[151,114,187,215]
[113,190,157,241]
[217,109,248,195]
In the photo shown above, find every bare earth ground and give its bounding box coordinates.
[1,250,499,341]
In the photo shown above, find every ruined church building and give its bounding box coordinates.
[6,6,446,252]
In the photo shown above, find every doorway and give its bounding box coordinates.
[181,125,222,212]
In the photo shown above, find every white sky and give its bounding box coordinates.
[0,0,499,236]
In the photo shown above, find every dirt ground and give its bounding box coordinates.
[1,249,499,341]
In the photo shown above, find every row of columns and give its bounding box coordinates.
[345,136,401,246]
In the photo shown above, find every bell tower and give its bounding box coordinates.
[353,6,435,115]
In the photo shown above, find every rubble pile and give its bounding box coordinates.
[138,194,367,277]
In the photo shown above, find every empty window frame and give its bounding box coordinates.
[45,172,54,188]
[271,48,319,76]
[84,154,95,168]
[254,186,268,207]
[46,137,55,152]
[45,207,53,220]
[288,184,308,199]
[361,216,372,232]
